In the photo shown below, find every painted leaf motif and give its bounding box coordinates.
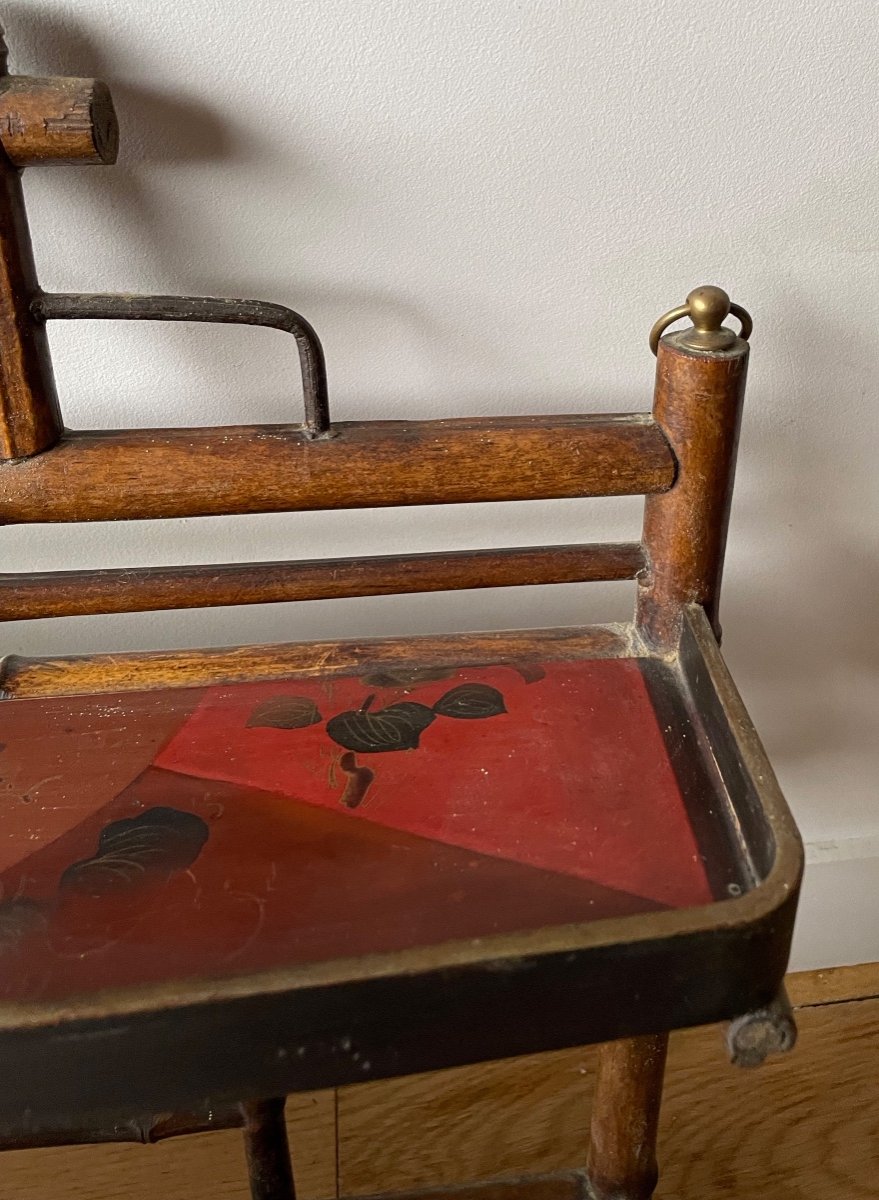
[337,752,375,809]
[509,661,546,684]
[246,695,322,729]
[326,701,436,753]
[60,807,209,896]
[432,684,507,720]
[361,666,456,688]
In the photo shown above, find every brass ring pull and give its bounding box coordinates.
[649,286,752,356]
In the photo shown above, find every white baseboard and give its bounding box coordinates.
[789,844,879,972]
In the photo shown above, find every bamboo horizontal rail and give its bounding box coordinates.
[0,1104,242,1150]
[0,627,630,698]
[0,542,644,621]
[0,415,674,523]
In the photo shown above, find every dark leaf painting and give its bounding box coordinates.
[326,696,436,754]
[361,666,457,688]
[246,695,322,729]
[60,807,209,896]
[510,661,546,684]
[432,683,507,720]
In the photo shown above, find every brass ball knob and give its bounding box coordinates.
[686,286,731,332]
[650,286,752,355]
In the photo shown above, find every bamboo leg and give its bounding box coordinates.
[586,1034,668,1200]
[240,1097,296,1200]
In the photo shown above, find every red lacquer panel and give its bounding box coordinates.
[0,767,667,1000]
[156,659,710,908]
[0,655,716,1001]
[0,688,203,874]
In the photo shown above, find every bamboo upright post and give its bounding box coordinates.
[0,24,118,460]
[0,137,62,460]
[637,286,751,648]
[587,289,752,1200]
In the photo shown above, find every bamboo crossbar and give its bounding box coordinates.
[0,415,675,523]
[0,543,645,621]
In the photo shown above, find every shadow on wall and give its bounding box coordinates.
[2,3,451,428]
[4,4,636,426]
[3,3,270,421]
[4,2,237,268]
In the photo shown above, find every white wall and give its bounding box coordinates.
[3,0,877,969]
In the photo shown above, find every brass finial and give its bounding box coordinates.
[649,285,752,355]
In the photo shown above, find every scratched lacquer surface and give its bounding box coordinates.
[0,658,719,1002]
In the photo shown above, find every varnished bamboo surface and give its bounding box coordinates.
[637,337,747,647]
[0,625,631,698]
[586,1035,667,1200]
[2,965,877,1200]
[0,76,118,166]
[0,158,62,460]
[0,416,674,523]
[0,543,644,621]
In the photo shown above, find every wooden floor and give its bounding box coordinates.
[4,965,878,1200]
